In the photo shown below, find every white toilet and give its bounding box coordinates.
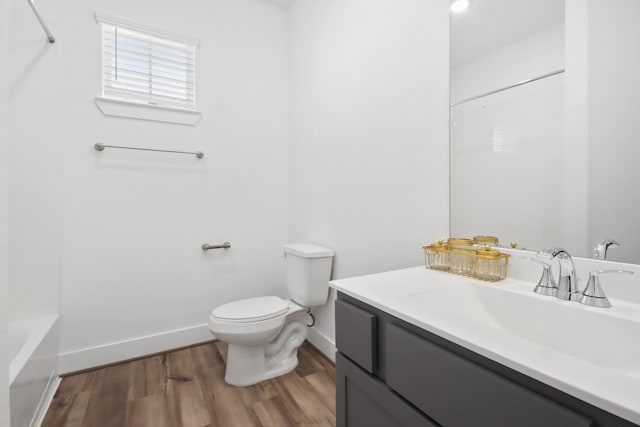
[208,243,334,386]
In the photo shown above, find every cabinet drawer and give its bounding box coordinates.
[385,324,594,427]
[337,352,437,427]
[335,299,377,373]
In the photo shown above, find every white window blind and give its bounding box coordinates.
[98,15,197,111]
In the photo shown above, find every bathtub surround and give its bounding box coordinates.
[9,317,60,427]
[1,0,11,424]
[9,0,64,423]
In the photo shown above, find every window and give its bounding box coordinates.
[95,14,201,125]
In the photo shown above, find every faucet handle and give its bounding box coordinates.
[578,270,633,308]
[521,257,558,297]
[593,239,620,260]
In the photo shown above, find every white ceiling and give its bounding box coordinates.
[451,0,565,68]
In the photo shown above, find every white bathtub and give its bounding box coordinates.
[9,315,59,427]
[9,330,27,367]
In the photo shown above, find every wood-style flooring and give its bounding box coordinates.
[42,341,336,427]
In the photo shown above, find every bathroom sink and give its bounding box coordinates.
[331,266,640,424]
[406,282,640,373]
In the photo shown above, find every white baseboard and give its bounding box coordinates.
[32,373,60,427]
[59,323,212,374]
[58,322,335,374]
[306,327,336,362]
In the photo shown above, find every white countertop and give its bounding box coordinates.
[330,266,640,425]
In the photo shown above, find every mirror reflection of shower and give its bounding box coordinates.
[450,0,640,264]
[450,0,565,254]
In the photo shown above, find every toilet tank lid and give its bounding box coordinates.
[284,243,334,258]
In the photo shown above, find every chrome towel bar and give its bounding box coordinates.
[95,143,204,159]
[202,242,231,251]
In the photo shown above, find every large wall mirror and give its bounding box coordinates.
[450,0,640,264]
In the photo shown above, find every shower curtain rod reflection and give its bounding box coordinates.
[94,143,205,159]
[450,69,565,107]
[26,0,55,43]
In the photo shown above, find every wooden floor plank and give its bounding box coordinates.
[66,391,91,425]
[81,363,131,427]
[42,341,335,427]
[127,359,147,402]
[166,347,197,382]
[167,377,211,427]
[56,371,95,395]
[240,379,278,407]
[251,395,298,427]
[304,370,337,416]
[304,343,336,375]
[295,345,326,377]
[214,341,228,364]
[207,364,261,426]
[190,342,224,377]
[41,389,91,427]
[272,370,335,425]
[124,393,169,427]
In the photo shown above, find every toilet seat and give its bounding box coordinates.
[211,296,289,323]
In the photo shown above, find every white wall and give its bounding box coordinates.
[9,0,451,372]
[289,0,450,353]
[8,0,62,325]
[562,0,589,257]
[587,0,640,263]
[1,0,11,422]
[559,0,640,262]
[9,0,289,373]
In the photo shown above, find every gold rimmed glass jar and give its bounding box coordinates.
[448,237,475,275]
[474,246,510,281]
[423,240,449,271]
[472,235,500,247]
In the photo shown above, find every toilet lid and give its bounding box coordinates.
[212,296,289,323]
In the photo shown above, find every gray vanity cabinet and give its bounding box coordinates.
[336,353,436,427]
[335,292,638,427]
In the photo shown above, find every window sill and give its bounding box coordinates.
[95,97,201,126]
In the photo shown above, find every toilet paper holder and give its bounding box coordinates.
[202,242,231,251]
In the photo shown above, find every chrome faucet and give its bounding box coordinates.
[521,257,558,296]
[593,239,619,260]
[579,270,633,308]
[537,248,580,301]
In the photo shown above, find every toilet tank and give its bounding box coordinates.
[283,243,334,307]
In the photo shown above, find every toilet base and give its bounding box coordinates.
[224,344,299,387]
[223,316,308,386]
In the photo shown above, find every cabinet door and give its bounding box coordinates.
[335,299,377,373]
[336,352,437,427]
[385,324,594,427]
